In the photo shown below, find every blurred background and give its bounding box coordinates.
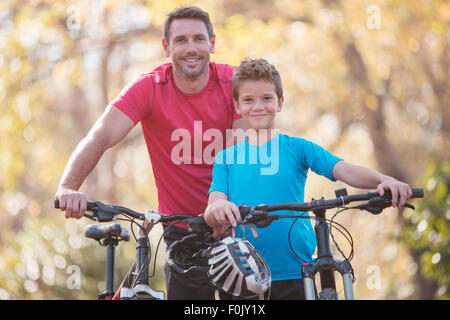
[0,0,448,300]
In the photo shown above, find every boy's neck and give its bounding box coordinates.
[247,128,279,146]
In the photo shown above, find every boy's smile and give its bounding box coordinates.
[234,80,283,131]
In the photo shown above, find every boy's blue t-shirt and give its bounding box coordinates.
[208,132,342,281]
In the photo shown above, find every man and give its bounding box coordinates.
[55,6,245,300]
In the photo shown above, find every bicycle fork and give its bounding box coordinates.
[119,220,165,300]
[302,208,354,300]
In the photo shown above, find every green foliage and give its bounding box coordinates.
[400,160,450,299]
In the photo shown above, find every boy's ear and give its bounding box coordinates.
[277,96,284,112]
[233,98,241,114]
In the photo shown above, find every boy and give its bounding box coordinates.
[204,58,412,300]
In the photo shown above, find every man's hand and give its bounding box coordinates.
[377,179,412,209]
[55,188,87,219]
[204,198,242,238]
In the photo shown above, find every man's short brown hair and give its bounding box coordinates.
[232,58,283,101]
[163,6,214,42]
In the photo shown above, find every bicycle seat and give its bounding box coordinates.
[84,223,130,242]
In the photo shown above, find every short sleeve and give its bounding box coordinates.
[110,74,153,124]
[297,138,343,182]
[208,150,229,196]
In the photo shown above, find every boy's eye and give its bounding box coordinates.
[264,96,273,101]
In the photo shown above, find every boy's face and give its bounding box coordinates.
[162,18,215,79]
[234,80,283,130]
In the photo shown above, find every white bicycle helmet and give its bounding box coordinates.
[207,236,271,300]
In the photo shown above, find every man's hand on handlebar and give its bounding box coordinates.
[55,187,88,220]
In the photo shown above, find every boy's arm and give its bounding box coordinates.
[204,191,241,238]
[332,160,412,209]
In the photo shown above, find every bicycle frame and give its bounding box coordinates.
[118,218,165,300]
[302,207,354,300]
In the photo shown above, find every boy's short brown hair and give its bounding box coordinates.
[163,6,214,42]
[232,58,283,101]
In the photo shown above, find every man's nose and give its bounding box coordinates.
[185,39,199,55]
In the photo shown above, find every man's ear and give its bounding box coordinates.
[233,98,241,114]
[162,37,170,58]
[210,34,216,54]
[277,96,284,112]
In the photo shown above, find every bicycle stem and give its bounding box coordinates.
[313,208,337,292]
[134,236,150,286]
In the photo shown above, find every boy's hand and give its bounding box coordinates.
[205,199,242,238]
[377,179,412,209]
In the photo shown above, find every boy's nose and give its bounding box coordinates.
[253,101,264,110]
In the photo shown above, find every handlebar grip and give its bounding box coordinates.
[54,199,96,211]
[411,188,424,198]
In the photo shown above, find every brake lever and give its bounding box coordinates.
[89,201,120,222]
[403,203,415,210]
[83,213,98,221]
[358,197,416,214]
[230,223,260,239]
[232,209,276,239]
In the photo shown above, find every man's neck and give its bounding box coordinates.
[173,68,210,95]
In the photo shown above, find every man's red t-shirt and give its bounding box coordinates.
[111,62,239,217]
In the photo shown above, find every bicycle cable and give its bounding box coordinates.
[148,222,177,278]
[285,211,355,264]
[114,213,152,288]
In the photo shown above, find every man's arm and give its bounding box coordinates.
[332,160,412,208]
[55,105,135,219]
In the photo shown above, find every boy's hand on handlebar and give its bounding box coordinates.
[377,179,412,209]
[204,199,242,238]
[55,188,87,220]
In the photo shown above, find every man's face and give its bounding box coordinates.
[163,18,215,79]
[234,80,283,130]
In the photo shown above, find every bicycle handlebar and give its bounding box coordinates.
[235,188,424,226]
[54,188,423,233]
[54,199,212,233]
[54,199,189,221]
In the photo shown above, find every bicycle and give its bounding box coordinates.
[54,199,211,300]
[224,187,424,300]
